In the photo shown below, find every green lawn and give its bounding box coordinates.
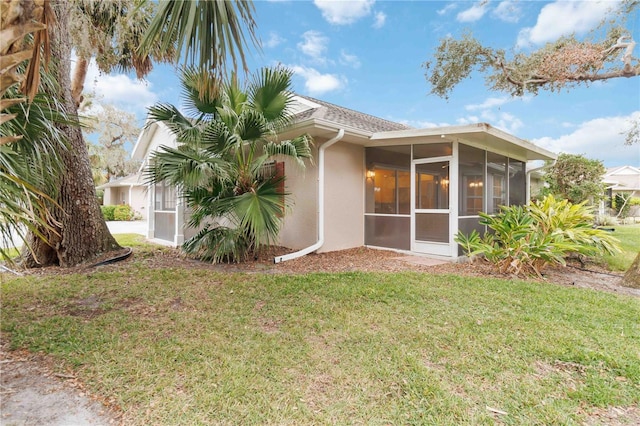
[2,242,639,425]
[600,224,640,271]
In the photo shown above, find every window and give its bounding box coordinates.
[365,146,411,250]
[365,146,411,215]
[508,160,525,206]
[458,144,485,215]
[155,181,176,211]
[487,152,507,214]
[415,162,449,210]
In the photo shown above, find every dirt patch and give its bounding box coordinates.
[0,343,120,425]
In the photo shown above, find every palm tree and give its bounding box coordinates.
[0,74,71,263]
[146,67,312,262]
[10,0,259,268]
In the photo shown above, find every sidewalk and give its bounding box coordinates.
[106,220,147,236]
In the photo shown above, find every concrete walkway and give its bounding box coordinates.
[106,220,146,236]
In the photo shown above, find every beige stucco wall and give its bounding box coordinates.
[278,138,365,253]
[322,141,364,252]
[278,146,319,250]
[130,186,148,220]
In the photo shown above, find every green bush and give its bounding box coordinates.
[455,195,621,278]
[114,204,133,221]
[101,205,116,221]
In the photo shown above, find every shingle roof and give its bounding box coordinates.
[292,94,412,133]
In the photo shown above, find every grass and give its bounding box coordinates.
[2,239,639,425]
[600,224,640,271]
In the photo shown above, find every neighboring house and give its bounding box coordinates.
[132,95,556,259]
[97,172,148,220]
[603,165,640,198]
[602,165,640,218]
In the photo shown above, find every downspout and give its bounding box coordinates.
[274,129,345,263]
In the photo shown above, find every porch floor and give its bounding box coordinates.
[393,255,452,267]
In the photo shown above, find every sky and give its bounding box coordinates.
[81,0,640,168]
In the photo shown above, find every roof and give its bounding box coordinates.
[132,94,556,163]
[603,165,640,191]
[291,95,411,134]
[97,172,144,189]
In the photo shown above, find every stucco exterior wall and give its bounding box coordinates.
[321,141,364,252]
[278,139,365,253]
[278,146,319,250]
[130,186,148,220]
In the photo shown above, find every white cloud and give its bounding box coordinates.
[79,57,157,117]
[437,3,457,16]
[532,112,640,167]
[373,11,386,28]
[457,116,480,125]
[314,0,375,25]
[456,2,488,23]
[291,65,345,95]
[264,32,285,49]
[495,112,523,133]
[492,1,521,23]
[416,120,452,128]
[339,50,361,68]
[517,0,617,46]
[456,109,523,134]
[297,30,329,63]
[465,96,512,111]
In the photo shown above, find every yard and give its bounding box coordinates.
[1,231,639,425]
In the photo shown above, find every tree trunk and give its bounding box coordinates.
[22,0,122,268]
[621,252,640,289]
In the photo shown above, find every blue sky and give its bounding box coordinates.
[82,0,640,168]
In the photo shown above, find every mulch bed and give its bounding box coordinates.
[7,245,639,298]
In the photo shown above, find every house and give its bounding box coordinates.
[132,95,557,259]
[602,165,640,219]
[603,165,640,198]
[97,172,148,220]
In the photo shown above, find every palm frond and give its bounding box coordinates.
[236,109,269,142]
[146,144,229,189]
[146,103,203,144]
[262,134,313,168]
[179,66,222,116]
[248,67,295,127]
[139,0,259,73]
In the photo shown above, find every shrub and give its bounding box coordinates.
[594,215,618,227]
[455,195,621,278]
[101,205,116,221]
[114,204,133,221]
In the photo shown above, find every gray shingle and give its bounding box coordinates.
[293,94,412,133]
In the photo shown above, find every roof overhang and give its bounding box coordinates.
[277,118,372,144]
[279,120,556,162]
[132,121,159,160]
[370,123,557,162]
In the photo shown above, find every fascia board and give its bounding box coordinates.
[370,122,557,161]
